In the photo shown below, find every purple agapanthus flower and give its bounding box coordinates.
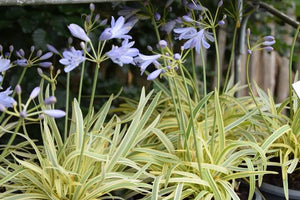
[59,47,85,73]
[175,28,214,54]
[106,39,139,67]
[0,57,10,82]
[0,87,15,108]
[134,54,161,75]
[68,24,90,42]
[100,16,136,41]
[174,27,197,40]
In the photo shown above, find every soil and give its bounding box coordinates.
[263,158,300,190]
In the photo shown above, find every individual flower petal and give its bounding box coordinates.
[147,69,163,80]
[59,47,85,73]
[68,24,91,42]
[43,109,66,118]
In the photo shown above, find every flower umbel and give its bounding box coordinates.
[59,47,85,73]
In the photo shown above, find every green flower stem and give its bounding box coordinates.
[64,72,70,141]
[288,24,300,120]
[169,77,191,162]
[78,51,87,106]
[212,27,221,92]
[191,50,197,99]
[178,64,202,174]
[245,54,271,133]
[200,48,209,140]
[88,63,100,116]
[1,119,22,158]
[223,26,238,93]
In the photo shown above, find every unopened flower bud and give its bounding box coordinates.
[39,62,52,68]
[47,44,60,55]
[218,20,225,26]
[44,96,57,105]
[19,49,25,57]
[29,87,40,99]
[38,114,44,120]
[247,28,251,37]
[37,68,43,76]
[39,52,53,60]
[182,15,193,22]
[19,110,27,118]
[89,3,95,11]
[0,45,3,52]
[15,85,21,94]
[263,35,275,42]
[43,109,66,118]
[68,37,73,45]
[95,14,100,21]
[247,49,252,54]
[264,46,274,52]
[85,15,91,23]
[159,40,168,48]
[218,0,223,7]
[9,45,13,52]
[263,40,275,46]
[147,45,153,51]
[174,53,181,60]
[36,50,42,57]
[57,69,61,75]
[79,42,85,50]
[30,46,35,52]
[154,12,161,21]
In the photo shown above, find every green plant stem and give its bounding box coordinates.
[191,50,197,100]
[200,48,209,140]
[168,77,191,161]
[64,73,70,141]
[212,27,221,92]
[88,63,100,115]
[178,64,202,174]
[223,26,238,93]
[245,55,271,133]
[78,52,87,106]
[288,24,300,120]
[1,119,22,158]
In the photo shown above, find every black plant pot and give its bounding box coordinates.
[260,182,300,200]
